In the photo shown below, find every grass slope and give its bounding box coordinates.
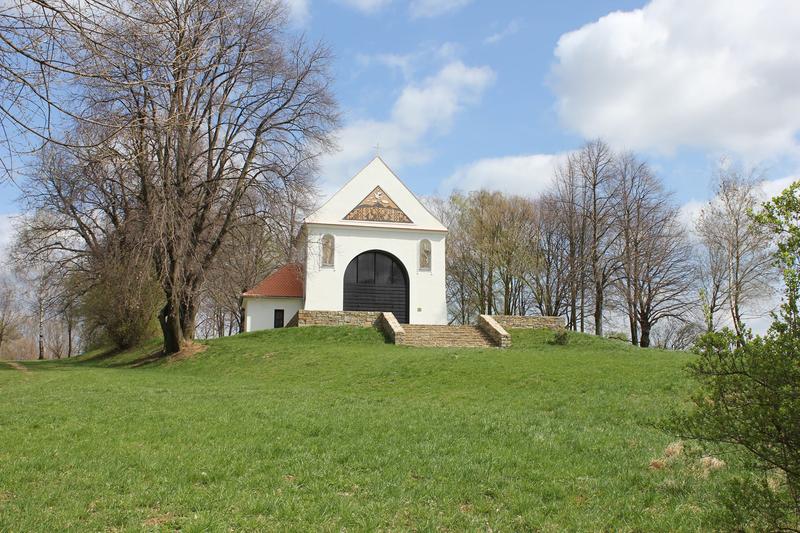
[0,328,731,531]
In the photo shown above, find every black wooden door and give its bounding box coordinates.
[274,309,284,328]
[343,251,409,323]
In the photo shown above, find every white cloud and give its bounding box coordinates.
[678,199,704,231]
[318,61,494,192]
[761,175,797,199]
[484,19,522,45]
[440,153,568,196]
[409,0,471,18]
[680,174,799,232]
[552,0,800,159]
[355,43,459,81]
[283,0,310,24]
[337,0,391,14]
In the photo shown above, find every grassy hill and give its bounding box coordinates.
[0,327,733,531]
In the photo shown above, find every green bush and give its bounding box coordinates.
[551,329,569,345]
[80,256,162,350]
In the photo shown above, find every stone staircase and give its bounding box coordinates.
[400,324,498,348]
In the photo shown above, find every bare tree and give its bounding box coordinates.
[199,188,308,338]
[633,213,695,347]
[528,193,571,317]
[492,195,537,315]
[0,278,21,354]
[14,0,337,354]
[551,158,589,331]
[8,210,74,359]
[696,164,776,338]
[575,140,619,336]
[613,153,695,346]
[696,233,728,333]
[651,318,704,351]
[429,195,477,324]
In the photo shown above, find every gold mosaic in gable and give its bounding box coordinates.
[344,186,413,223]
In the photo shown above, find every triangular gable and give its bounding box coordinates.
[304,157,447,232]
[344,186,412,223]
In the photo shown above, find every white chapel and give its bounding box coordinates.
[242,157,448,331]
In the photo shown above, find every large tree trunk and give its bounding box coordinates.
[159,300,183,354]
[731,296,744,339]
[38,300,44,360]
[179,295,198,342]
[594,281,604,336]
[67,317,73,358]
[238,300,246,334]
[628,310,638,346]
[569,297,577,331]
[579,276,586,333]
[216,309,225,338]
[639,320,652,348]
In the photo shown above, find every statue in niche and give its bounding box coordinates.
[420,239,431,270]
[321,234,334,266]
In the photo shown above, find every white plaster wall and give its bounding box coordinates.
[304,223,447,325]
[244,297,303,332]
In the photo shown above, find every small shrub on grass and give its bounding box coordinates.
[550,329,569,345]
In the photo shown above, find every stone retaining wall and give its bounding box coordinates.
[477,315,511,348]
[492,315,564,330]
[378,312,406,344]
[295,310,383,328]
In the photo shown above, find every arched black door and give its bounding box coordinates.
[343,250,409,323]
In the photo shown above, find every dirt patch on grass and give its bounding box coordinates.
[128,342,207,367]
[699,456,725,477]
[3,361,29,373]
[167,342,207,363]
[650,441,685,470]
[143,512,174,527]
[664,441,684,459]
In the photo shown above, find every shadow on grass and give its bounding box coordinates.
[79,346,168,369]
[18,340,170,371]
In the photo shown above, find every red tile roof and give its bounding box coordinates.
[243,264,304,298]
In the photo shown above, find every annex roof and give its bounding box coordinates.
[242,264,304,298]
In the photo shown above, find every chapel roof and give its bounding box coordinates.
[304,157,447,232]
[242,264,304,298]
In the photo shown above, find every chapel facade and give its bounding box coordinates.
[242,157,448,331]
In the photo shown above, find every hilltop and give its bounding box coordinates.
[0,327,733,531]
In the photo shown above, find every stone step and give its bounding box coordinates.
[400,325,497,348]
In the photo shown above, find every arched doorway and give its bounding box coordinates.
[343,250,409,323]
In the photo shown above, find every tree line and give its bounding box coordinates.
[436,140,776,348]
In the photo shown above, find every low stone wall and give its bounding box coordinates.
[492,315,565,330]
[378,312,406,344]
[477,315,511,348]
[295,310,382,328]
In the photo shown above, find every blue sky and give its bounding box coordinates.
[297,0,800,206]
[2,0,799,232]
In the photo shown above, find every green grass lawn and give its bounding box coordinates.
[0,328,733,531]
